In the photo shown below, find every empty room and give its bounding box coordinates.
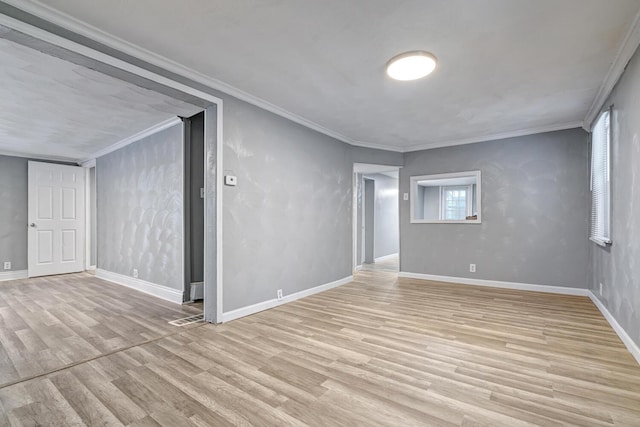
[0,1,639,426]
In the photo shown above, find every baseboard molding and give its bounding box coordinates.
[354,265,363,271]
[0,270,28,282]
[374,253,399,262]
[221,275,353,322]
[95,269,183,304]
[398,271,590,296]
[588,291,640,365]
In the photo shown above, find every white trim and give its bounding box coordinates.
[0,0,355,146]
[84,167,91,270]
[78,117,182,163]
[0,270,28,282]
[398,271,590,296]
[95,268,183,304]
[354,265,363,271]
[221,275,353,322]
[0,149,75,162]
[180,119,186,295]
[79,158,96,168]
[588,291,640,365]
[87,265,96,271]
[374,253,398,262]
[584,8,640,130]
[215,104,224,323]
[402,122,583,153]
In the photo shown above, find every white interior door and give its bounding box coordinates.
[28,161,86,277]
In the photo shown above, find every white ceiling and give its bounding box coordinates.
[0,37,202,161]
[13,0,640,152]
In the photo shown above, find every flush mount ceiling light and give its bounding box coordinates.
[386,51,437,81]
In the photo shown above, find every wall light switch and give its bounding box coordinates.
[224,175,237,186]
[403,193,409,201]
[3,262,10,270]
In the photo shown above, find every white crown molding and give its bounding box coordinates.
[1,0,357,146]
[95,268,183,304]
[349,139,405,153]
[588,291,640,365]
[0,149,75,162]
[583,8,640,130]
[221,275,353,322]
[0,270,28,282]
[398,271,590,296]
[402,121,584,153]
[78,117,182,164]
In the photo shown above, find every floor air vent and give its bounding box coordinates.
[168,314,204,326]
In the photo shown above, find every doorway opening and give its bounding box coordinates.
[353,164,400,273]
[183,112,205,304]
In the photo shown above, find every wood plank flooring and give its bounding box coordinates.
[1,262,639,426]
[0,273,202,388]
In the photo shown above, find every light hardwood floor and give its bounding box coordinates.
[1,264,639,426]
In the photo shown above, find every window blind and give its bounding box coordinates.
[590,109,611,245]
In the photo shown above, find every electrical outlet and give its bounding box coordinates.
[469,263,476,273]
[277,289,283,300]
[599,282,603,297]
[3,261,10,270]
[133,269,139,279]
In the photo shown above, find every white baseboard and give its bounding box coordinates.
[95,269,183,304]
[398,271,590,296]
[355,265,363,271]
[87,265,97,271]
[375,253,399,262]
[190,282,204,301]
[0,270,28,282]
[221,275,353,322]
[588,291,640,365]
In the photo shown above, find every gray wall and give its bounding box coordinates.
[400,128,590,288]
[590,45,640,348]
[364,173,399,259]
[0,155,28,271]
[222,96,353,312]
[97,124,183,291]
[186,112,205,285]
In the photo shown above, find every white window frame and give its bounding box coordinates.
[439,185,473,220]
[590,108,612,246]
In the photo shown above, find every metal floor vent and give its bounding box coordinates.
[168,314,204,326]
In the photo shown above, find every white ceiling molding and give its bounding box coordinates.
[0,149,74,162]
[583,8,640,131]
[1,0,358,146]
[402,121,584,153]
[77,116,182,165]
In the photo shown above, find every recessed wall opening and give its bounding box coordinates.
[353,164,400,273]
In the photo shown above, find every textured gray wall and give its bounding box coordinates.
[590,46,640,348]
[222,96,352,312]
[187,112,205,284]
[0,155,28,271]
[400,128,590,288]
[97,124,183,291]
[364,173,399,259]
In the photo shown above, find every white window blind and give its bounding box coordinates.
[590,109,611,246]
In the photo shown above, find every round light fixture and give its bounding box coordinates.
[386,51,437,81]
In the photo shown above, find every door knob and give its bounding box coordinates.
[29,223,36,228]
